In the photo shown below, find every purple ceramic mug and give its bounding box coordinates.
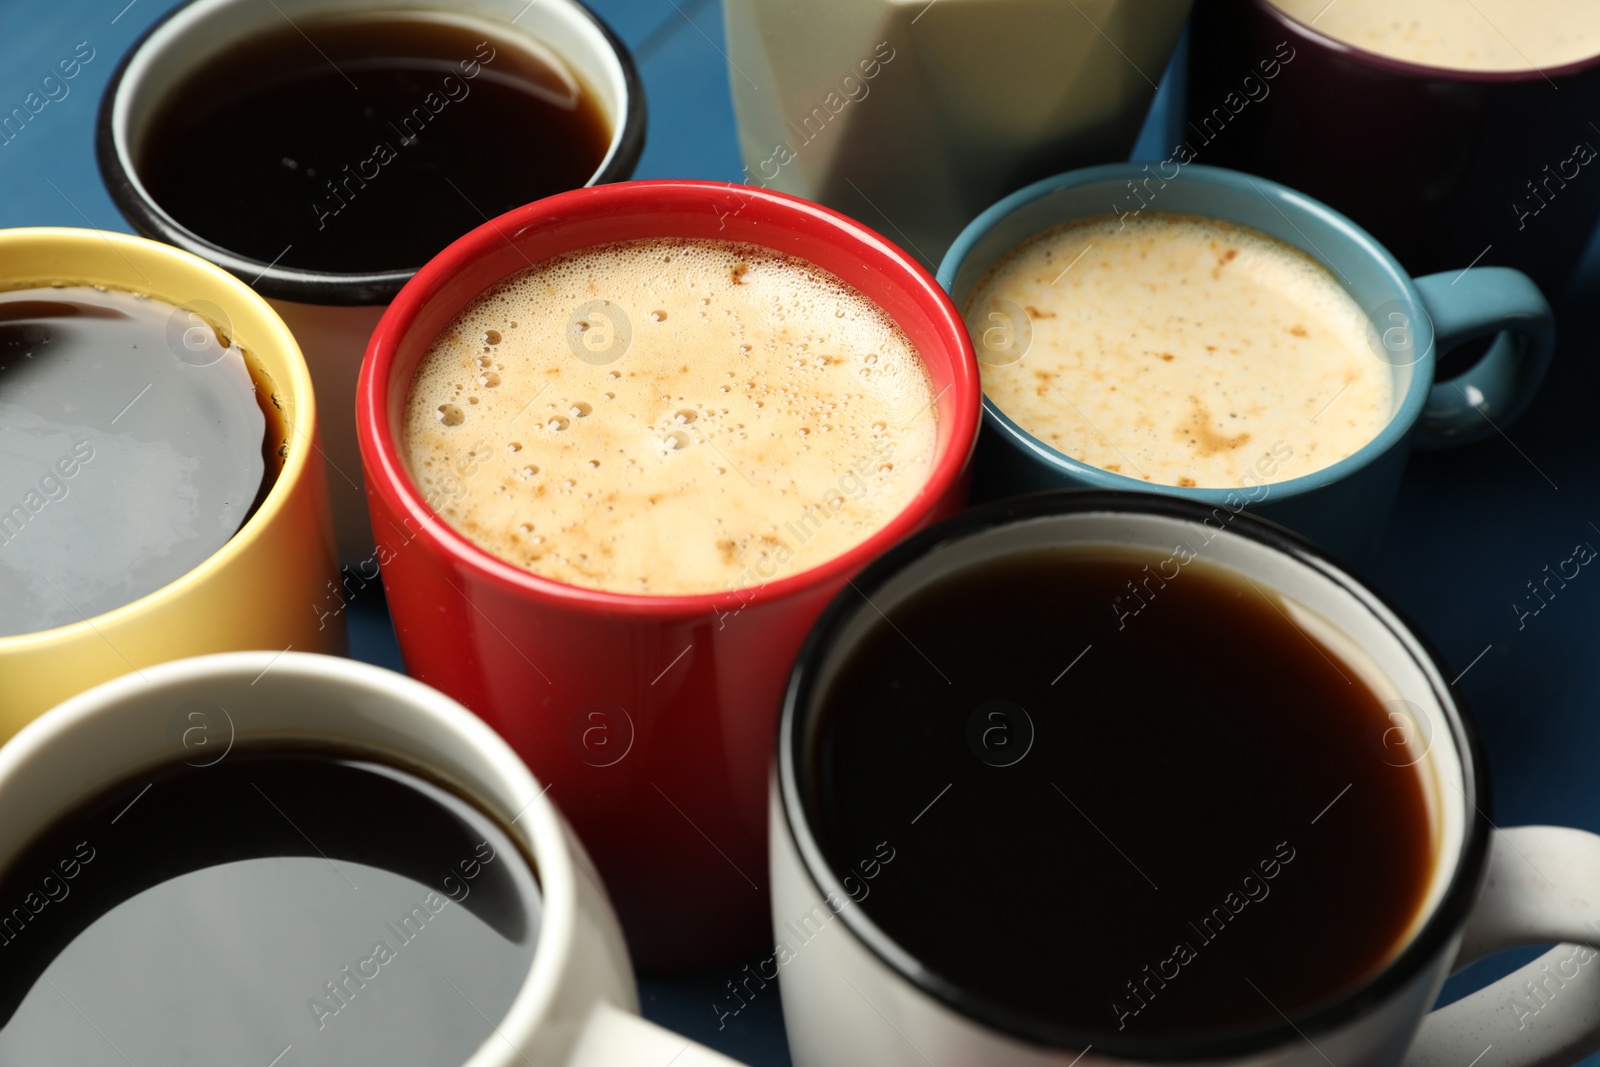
[1184,0,1600,298]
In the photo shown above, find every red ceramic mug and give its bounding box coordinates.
[356,179,980,971]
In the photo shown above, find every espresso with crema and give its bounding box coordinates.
[403,238,938,595]
[1269,0,1600,72]
[969,214,1390,490]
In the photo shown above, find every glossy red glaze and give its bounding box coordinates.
[357,180,979,971]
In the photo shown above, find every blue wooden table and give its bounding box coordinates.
[3,3,1599,1065]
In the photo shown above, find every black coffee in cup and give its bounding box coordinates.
[805,544,1433,1039]
[0,286,280,636]
[0,743,540,1065]
[136,14,612,273]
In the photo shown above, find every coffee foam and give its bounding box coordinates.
[969,213,1391,489]
[403,238,938,595]
[1269,0,1600,71]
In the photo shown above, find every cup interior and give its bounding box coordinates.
[939,164,1434,498]
[0,652,574,1066]
[359,179,981,610]
[0,227,313,646]
[779,492,1487,1056]
[101,0,642,299]
[1257,0,1600,80]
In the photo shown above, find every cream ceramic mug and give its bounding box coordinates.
[724,0,1192,266]
[0,652,742,1065]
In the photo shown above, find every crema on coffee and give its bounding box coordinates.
[969,214,1391,489]
[404,238,939,595]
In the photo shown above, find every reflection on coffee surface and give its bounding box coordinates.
[1269,0,1600,71]
[138,14,611,273]
[0,286,279,636]
[403,238,939,595]
[808,545,1434,1039]
[969,214,1390,489]
[0,746,541,1066]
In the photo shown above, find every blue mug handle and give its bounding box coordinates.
[1411,267,1555,449]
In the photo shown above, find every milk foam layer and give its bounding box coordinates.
[404,238,938,595]
[1269,0,1600,72]
[970,214,1391,489]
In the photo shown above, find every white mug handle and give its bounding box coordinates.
[1404,827,1600,1067]
[566,1000,747,1066]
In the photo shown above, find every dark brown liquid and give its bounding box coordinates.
[0,286,281,636]
[138,14,612,274]
[807,546,1433,1041]
[0,746,541,1066]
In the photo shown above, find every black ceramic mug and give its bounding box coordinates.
[1185,0,1600,299]
[97,0,646,561]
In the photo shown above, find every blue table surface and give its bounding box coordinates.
[4,2,1600,1064]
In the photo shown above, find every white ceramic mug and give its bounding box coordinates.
[771,491,1600,1067]
[96,0,646,561]
[0,651,740,1067]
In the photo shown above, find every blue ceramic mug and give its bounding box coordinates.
[936,163,1555,564]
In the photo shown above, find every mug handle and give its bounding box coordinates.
[1403,827,1600,1067]
[1411,268,1555,450]
[567,1001,746,1066]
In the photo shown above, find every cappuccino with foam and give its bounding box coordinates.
[1268,0,1600,72]
[968,213,1391,490]
[403,238,938,595]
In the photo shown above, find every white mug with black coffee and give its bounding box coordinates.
[772,492,1600,1067]
[0,652,742,1066]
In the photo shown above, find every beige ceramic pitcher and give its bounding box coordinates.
[724,0,1193,266]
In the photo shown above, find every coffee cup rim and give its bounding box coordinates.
[0,651,586,1066]
[94,0,647,307]
[1253,0,1600,82]
[937,162,1434,505]
[356,178,982,618]
[0,226,320,653]
[776,489,1493,1059]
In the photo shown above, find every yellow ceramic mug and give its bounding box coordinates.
[0,228,343,737]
